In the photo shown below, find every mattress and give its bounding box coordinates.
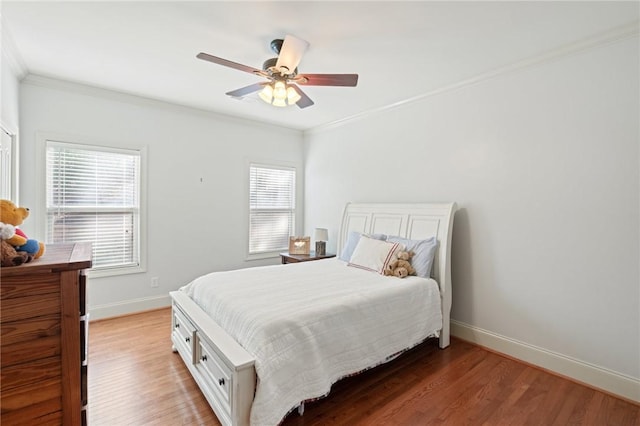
[180,258,443,425]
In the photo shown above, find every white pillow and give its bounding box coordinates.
[339,231,387,261]
[348,236,403,274]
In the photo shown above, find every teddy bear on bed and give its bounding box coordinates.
[384,250,417,278]
[0,221,32,267]
[0,199,45,259]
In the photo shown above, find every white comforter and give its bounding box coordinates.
[181,258,442,426]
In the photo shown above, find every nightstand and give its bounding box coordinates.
[280,252,336,264]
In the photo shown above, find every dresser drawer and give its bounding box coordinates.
[195,335,232,410]
[172,307,196,364]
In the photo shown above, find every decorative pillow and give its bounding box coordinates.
[385,235,438,278]
[339,231,387,261]
[348,236,402,274]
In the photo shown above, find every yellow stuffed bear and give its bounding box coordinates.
[0,199,45,259]
[383,250,416,278]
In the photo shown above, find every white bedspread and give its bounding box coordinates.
[181,258,442,426]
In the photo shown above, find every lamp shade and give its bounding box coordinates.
[314,228,329,242]
[287,86,301,104]
[258,84,273,103]
[259,81,300,107]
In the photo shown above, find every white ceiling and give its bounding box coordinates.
[2,1,638,131]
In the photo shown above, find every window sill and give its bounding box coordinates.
[87,265,146,279]
[245,252,281,262]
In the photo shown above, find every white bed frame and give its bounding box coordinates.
[169,202,456,426]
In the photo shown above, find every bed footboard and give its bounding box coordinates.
[170,291,256,426]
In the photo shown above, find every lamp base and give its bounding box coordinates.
[315,241,326,256]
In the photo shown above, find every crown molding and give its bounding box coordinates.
[307,19,640,135]
[21,74,303,135]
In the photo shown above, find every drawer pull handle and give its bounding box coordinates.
[201,355,207,362]
[185,337,190,343]
[175,323,180,328]
[219,378,225,386]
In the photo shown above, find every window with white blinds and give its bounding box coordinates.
[46,141,141,271]
[249,164,296,254]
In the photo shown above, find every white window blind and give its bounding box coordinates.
[46,141,141,270]
[249,164,296,254]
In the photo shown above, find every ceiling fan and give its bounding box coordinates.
[196,35,358,109]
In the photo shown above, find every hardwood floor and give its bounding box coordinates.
[88,308,217,426]
[88,308,638,426]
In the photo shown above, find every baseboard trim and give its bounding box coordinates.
[451,320,640,404]
[89,294,171,321]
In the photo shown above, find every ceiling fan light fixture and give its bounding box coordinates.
[259,81,300,107]
[272,97,287,107]
[258,84,274,103]
[272,81,287,100]
[287,86,301,104]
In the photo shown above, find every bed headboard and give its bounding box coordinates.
[337,202,457,348]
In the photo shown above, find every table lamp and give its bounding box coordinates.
[314,228,328,256]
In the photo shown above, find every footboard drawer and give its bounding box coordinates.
[172,306,196,364]
[196,335,232,410]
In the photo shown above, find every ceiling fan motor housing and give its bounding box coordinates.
[263,57,297,77]
[263,57,278,71]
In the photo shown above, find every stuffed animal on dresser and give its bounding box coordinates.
[0,199,45,259]
[0,221,32,267]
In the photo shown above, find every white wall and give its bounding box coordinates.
[304,37,639,399]
[1,48,19,131]
[1,26,22,204]
[1,16,21,131]
[19,76,304,318]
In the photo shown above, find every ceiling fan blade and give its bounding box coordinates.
[275,35,309,75]
[197,52,263,75]
[296,73,359,87]
[289,84,314,109]
[226,82,268,98]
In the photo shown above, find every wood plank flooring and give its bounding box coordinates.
[88,308,638,425]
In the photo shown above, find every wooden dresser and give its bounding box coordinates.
[1,243,92,425]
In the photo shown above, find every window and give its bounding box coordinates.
[46,141,142,273]
[249,164,296,255]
